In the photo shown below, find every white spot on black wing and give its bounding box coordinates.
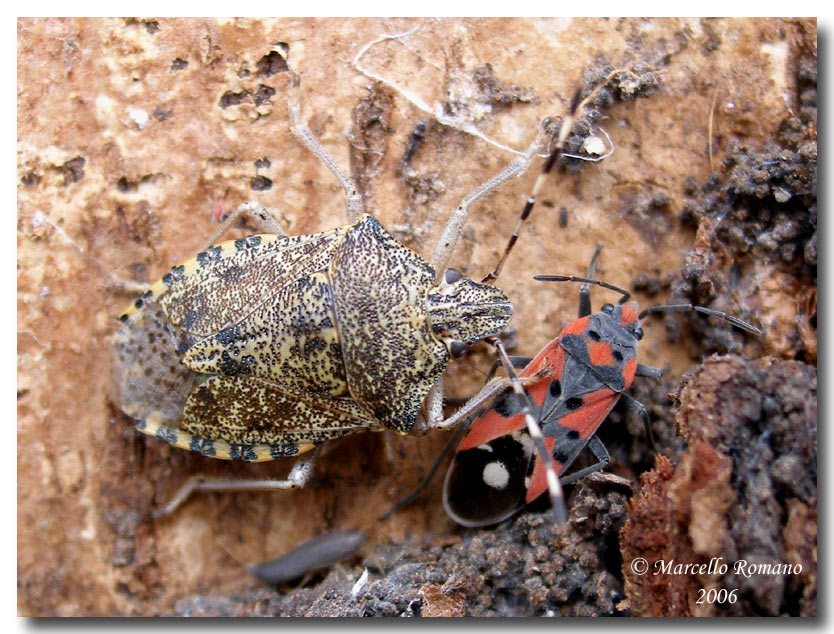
[482,461,510,490]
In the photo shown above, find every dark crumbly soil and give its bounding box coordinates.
[174,481,632,617]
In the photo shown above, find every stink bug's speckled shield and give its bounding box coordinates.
[114,213,512,462]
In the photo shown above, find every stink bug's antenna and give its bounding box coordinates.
[489,336,569,524]
[480,88,583,286]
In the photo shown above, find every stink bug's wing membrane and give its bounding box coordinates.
[113,301,201,425]
[157,226,349,338]
[179,374,386,460]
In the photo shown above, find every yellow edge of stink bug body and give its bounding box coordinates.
[119,234,286,322]
[136,414,316,462]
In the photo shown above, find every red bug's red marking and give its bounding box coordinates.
[622,357,637,387]
[525,436,559,503]
[588,340,616,366]
[458,410,526,451]
[558,387,620,437]
[522,344,565,408]
[619,302,639,326]
[561,316,590,336]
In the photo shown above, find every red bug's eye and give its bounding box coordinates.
[635,327,644,340]
[601,303,615,314]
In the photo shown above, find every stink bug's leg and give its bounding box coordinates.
[578,245,604,318]
[286,72,365,224]
[430,124,547,276]
[481,89,582,285]
[492,338,568,524]
[621,392,657,451]
[534,274,632,304]
[202,201,286,251]
[443,358,531,408]
[379,418,473,521]
[558,435,611,486]
[422,375,445,432]
[392,356,532,518]
[152,453,317,518]
[431,375,512,431]
[638,304,763,335]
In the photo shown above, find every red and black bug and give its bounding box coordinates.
[442,251,761,527]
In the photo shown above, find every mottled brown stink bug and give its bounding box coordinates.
[112,66,560,513]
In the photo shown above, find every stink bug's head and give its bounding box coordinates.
[427,269,513,346]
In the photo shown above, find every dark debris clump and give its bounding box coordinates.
[550,64,659,173]
[674,54,816,348]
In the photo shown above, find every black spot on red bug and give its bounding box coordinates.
[566,397,583,410]
[493,390,516,418]
[553,447,571,465]
[550,380,562,398]
[588,329,601,341]
[567,430,580,441]
[613,350,624,362]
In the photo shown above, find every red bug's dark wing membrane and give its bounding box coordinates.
[443,434,534,527]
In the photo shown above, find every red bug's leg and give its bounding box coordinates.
[636,363,663,379]
[378,419,472,521]
[384,355,536,517]
[621,391,657,451]
[558,435,610,486]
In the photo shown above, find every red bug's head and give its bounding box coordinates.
[600,301,644,340]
